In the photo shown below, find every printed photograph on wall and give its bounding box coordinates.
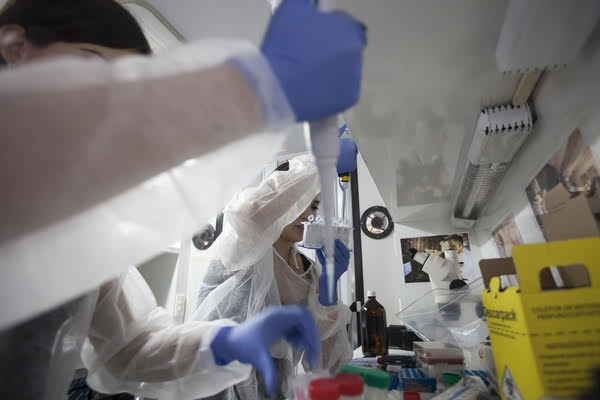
[492,213,523,257]
[525,129,600,240]
[400,233,476,283]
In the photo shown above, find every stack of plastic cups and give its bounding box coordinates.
[308,378,340,400]
[336,373,364,400]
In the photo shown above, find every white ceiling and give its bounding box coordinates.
[146,0,520,222]
[146,0,271,43]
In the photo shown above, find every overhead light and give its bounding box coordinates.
[451,103,535,228]
[496,0,600,73]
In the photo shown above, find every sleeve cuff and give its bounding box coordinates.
[209,325,235,366]
[228,52,296,130]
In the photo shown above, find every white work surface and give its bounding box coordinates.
[352,347,415,359]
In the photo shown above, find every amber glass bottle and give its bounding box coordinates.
[360,290,388,356]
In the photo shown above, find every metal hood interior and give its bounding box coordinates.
[126,0,598,227]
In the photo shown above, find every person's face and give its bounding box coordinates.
[0,24,135,65]
[279,195,320,243]
[450,240,464,253]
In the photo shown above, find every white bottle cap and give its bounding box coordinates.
[367,290,376,297]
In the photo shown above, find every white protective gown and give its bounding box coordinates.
[0,39,295,400]
[82,267,252,399]
[193,154,353,399]
[1,267,253,400]
[0,39,294,331]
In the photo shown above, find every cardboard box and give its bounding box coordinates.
[480,238,600,400]
[543,184,573,213]
[479,258,556,291]
[540,185,600,241]
[479,258,516,289]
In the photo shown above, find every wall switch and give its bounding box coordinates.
[174,294,186,323]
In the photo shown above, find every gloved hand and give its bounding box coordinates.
[317,239,350,305]
[210,305,320,398]
[261,0,367,122]
[337,137,358,174]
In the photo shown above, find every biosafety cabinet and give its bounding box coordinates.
[89,0,600,395]
[125,0,600,327]
[1,0,599,398]
[13,0,600,397]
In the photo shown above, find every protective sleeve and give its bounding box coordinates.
[305,261,353,373]
[215,153,321,271]
[82,266,252,400]
[0,39,295,330]
[271,249,352,373]
[0,40,292,244]
[313,303,353,373]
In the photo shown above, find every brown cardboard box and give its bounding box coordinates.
[479,258,515,289]
[479,257,555,290]
[479,257,591,290]
[540,194,600,241]
[543,184,572,212]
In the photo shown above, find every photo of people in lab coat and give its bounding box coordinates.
[525,128,600,241]
[400,233,476,283]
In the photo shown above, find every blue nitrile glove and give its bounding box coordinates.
[210,305,320,398]
[337,137,358,174]
[317,239,350,306]
[261,0,367,122]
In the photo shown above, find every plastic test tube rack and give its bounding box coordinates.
[301,215,353,250]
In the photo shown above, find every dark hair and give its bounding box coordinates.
[0,0,151,55]
[448,234,464,245]
[274,161,290,172]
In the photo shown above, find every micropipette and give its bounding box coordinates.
[308,117,339,305]
[268,0,341,304]
[310,0,339,305]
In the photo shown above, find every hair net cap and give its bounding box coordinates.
[216,153,320,272]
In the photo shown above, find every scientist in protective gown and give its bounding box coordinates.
[195,152,357,400]
[0,0,367,399]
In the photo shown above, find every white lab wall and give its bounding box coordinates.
[184,244,217,320]
[134,240,216,322]
[357,155,479,325]
[470,26,600,255]
[356,154,400,325]
[136,251,179,308]
[145,0,270,43]
[132,231,215,322]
